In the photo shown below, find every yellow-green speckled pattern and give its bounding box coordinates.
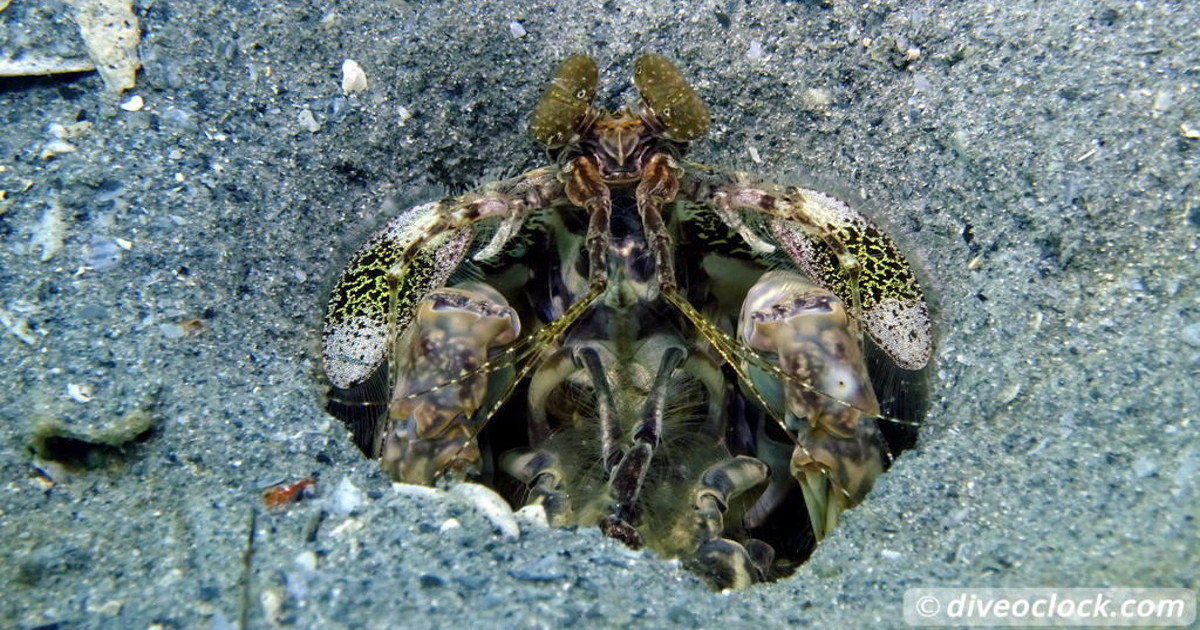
[633,54,709,142]
[530,54,598,148]
[768,188,931,370]
[323,201,473,388]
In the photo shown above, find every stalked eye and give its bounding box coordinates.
[632,54,709,142]
[530,54,598,148]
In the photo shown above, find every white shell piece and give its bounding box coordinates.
[341,59,368,93]
[390,482,448,500]
[514,504,549,533]
[119,94,143,111]
[450,483,519,541]
[73,0,141,92]
[329,477,365,516]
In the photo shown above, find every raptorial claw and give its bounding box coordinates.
[738,270,884,539]
[380,283,520,484]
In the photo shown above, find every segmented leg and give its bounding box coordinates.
[379,283,520,484]
[501,450,573,526]
[634,152,682,292]
[562,157,612,291]
[598,344,685,548]
[515,331,740,557]
[564,152,682,294]
[738,270,883,539]
[688,456,773,590]
[470,167,562,261]
[577,346,626,474]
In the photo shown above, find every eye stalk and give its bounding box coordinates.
[633,54,709,143]
[532,54,707,185]
[530,54,599,149]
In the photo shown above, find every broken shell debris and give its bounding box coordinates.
[386,481,525,540]
[119,95,144,111]
[0,0,141,92]
[341,59,368,94]
[67,383,96,403]
[72,0,142,92]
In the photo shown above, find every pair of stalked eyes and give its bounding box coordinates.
[530,54,711,149]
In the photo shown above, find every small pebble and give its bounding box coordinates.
[508,21,526,38]
[297,109,321,133]
[48,121,92,139]
[29,204,65,262]
[119,95,144,111]
[450,483,519,540]
[161,108,198,132]
[911,72,932,94]
[418,574,445,588]
[40,139,77,160]
[67,383,95,403]
[73,0,140,91]
[1151,90,1173,117]
[329,477,364,516]
[996,382,1022,405]
[800,87,833,111]
[944,508,970,528]
[294,550,318,572]
[1181,323,1200,348]
[514,504,548,532]
[78,302,106,316]
[0,308,38,345]
[260,589,283,625]
[327,97,350,123]
[747,40,765,60]
[341,59,368,94]
[1132,456,1157,478]
[87,235,124,271]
